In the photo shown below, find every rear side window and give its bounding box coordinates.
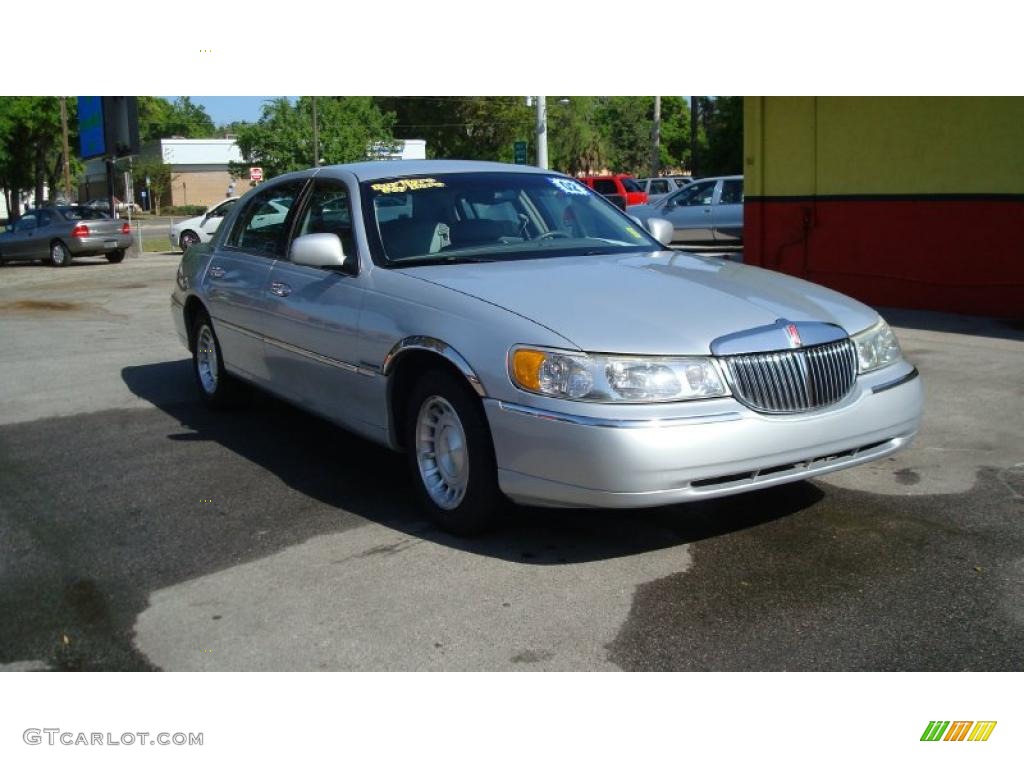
[228,181,305,257]
[593,179,618,194]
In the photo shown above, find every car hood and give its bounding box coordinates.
[402,251,879,355]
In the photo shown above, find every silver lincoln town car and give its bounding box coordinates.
[171,160,923,533]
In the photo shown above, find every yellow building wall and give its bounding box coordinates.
[745,96,1024,196]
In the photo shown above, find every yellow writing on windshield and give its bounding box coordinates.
[371,178,446,194]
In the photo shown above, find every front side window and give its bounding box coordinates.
[649,179,670,195]
[362,172,662,266]
[295,180,356,264]
[228,181,305,257]
[719,179,744,205]
[671,180,717,207]
[14,214,37,232]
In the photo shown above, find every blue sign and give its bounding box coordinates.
[78,97,106,159]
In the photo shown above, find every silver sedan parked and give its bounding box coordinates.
[171,160,921,534]
[628,175,743,245]
[0,206,133,266]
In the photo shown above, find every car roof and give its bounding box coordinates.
[320,159,558,182]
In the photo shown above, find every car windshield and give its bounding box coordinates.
[620,177,642,193]
[362,172,661,266]
[58,206,111,220]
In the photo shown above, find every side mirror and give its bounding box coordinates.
[645,217,674,247]
[290,232,347,269]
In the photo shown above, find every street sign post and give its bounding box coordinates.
[513,141,528,165]
[249,167,263,182]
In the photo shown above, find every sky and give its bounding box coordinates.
[162,96,295,125]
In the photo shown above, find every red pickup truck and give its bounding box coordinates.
[579,174,648,209]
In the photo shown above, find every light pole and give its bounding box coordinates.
[312,96,320,167]
[535,96,548,170]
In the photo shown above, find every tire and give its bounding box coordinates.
[50,241,71,267]
[190,309,242,408]
[180,231,200,251]
[405,369,504,535]
[106,250,126,264]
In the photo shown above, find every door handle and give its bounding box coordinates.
[270,281,292,297]
[208,265,226,279]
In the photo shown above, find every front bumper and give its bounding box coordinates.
[485,363,923,508]
[67,234,132,255]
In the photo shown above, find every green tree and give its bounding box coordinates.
[233,97,395,179]
[163,97,217,138]
[0,96,80,215]
[131,155,172,214]
[698,96,743,176]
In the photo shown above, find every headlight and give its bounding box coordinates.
[852,319,902,373]
[176,263,188,291]
[510,347,727,403]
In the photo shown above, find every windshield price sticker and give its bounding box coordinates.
[371,178,446,194]
[624,226,645,239]
[548,178,589,195]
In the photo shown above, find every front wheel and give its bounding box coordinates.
[50,241,71,267]
[106,250,125,263]
[406,369,504,535]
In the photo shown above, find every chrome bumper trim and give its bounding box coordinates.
[871,367,919,394]
[492,399,742,428]
[212,317,377,377]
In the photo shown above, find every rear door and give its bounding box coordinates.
[713,178,744,243]
[204,178,308,381]
[261,177,373,429]
[661,179,719,243]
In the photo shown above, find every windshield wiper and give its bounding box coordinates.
[392,254,497,267]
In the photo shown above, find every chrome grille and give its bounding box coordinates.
[720,339,857,414]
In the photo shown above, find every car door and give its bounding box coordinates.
[712,178,744,243]
[200,198,237,240]
[204,178,308,381]
[260,177,374,431]
[660,179,719,243]
[7,213,39,260]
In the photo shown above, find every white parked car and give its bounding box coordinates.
[169,197,241,252]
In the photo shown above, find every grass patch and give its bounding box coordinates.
[139,237,175,253]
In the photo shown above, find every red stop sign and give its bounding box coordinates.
[249,167,263,182]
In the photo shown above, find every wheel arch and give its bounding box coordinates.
[383,337,487,450]
[182,295,209,352]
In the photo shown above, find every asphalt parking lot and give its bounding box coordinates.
[1,251,1022,671]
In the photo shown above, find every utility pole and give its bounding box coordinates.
[312,96,320,167]
[650,95,661,178]
[690,96,699,178]
[535,96,548,170]
[59,97,73,201]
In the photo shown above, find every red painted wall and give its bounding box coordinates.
[744,198,1024,318]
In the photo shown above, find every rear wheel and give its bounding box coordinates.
[190,309,242,408]
[405,369,504,535]
[180,231,200,251]
[106,250,126,264]
[50,241,71,267]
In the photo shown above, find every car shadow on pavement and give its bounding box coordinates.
[880,306,1024,341]
[121,360,824,566]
